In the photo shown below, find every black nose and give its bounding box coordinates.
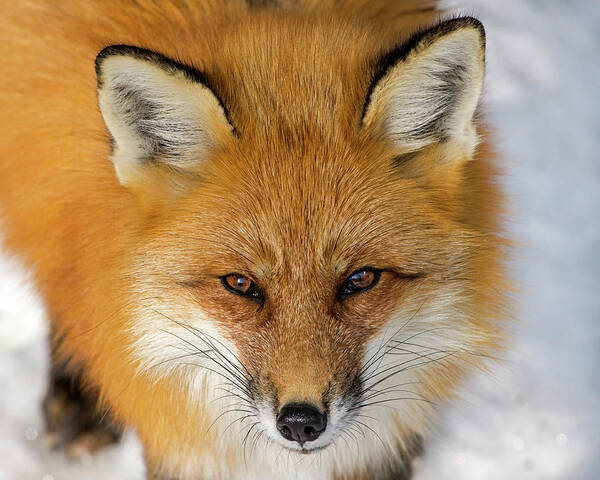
[276,403,327,444]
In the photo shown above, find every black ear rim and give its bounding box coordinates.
[360,16,486,125]
[95,44,238,136]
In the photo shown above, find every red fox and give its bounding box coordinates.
[0,0,507,479]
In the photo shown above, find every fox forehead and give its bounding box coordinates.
[199,15,390,133]
[151,142,466,286]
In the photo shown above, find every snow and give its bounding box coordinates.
[1,0,598,478]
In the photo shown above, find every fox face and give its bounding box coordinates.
[95,16,503,478]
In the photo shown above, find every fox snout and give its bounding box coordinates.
[257,376,352,451]
[251,348,363,451]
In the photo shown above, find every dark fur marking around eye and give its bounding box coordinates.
[392,151,419,166]
[247,0,282,6]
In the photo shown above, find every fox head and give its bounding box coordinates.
[95,16,504,478]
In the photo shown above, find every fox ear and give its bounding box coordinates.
[361,17,485,157]
[95,45,235,186]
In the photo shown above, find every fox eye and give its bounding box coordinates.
[339,268,381,297]
[222,274,264,303]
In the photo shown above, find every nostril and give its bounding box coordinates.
[280,425,292,440]
[276,403,327,444]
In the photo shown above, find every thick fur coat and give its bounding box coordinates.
[0,1,508,479]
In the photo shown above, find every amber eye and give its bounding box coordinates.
[221,274,264,303]
[339,268,381,297]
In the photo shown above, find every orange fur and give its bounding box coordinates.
[0,1,508,479]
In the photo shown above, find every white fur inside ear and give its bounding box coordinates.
[363,25,485,154]
[97,52,233,185]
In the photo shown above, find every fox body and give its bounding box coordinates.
[0,1,507,479]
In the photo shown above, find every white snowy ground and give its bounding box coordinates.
[1,0,598,479]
